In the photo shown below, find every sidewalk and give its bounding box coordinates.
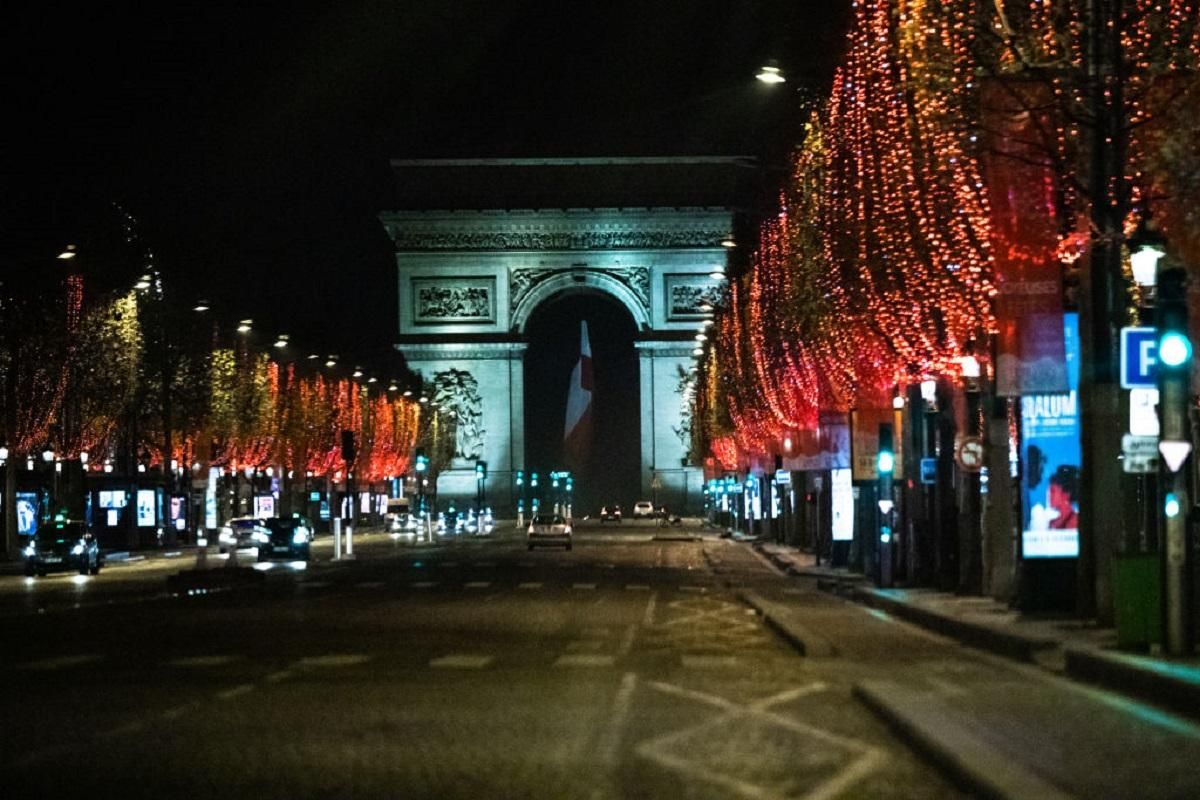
[752,540,1200,723]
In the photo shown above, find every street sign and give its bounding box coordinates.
[1129,388,1160,437]
[650,473,663,490]
[955,437,984,473]
[1121,434,1159,474]
[774,469,791,486]
[919,457,937,485]
[1159,439,1193,473]
[1120,327,1158,388]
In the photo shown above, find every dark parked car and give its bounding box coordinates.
[23,520,103,577]
[599,505,622,523]
[258,516,314,561]
[218,517,271,553]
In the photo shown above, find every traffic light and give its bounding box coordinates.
[414,448,427,473]
[1159,266,1192,369]
[475,460,487,480]
[530,472,539,488]
[877,424,895,475]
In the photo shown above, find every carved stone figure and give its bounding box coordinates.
[416,284,492,321]
[432,368,485,460]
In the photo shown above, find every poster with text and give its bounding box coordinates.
[1021,313,1080,558]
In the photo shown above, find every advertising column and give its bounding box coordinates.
[1019,313,1081,611]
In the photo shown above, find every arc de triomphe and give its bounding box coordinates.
[379,158,746,514]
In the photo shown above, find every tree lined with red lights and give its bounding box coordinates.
[698,0,1199,464]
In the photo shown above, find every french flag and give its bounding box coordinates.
[564,320,594,468]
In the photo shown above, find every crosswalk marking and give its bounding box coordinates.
[518,582,543,590]
[465,581,491,589]
[17,654,103,671]
[573,583,597,590]
[554,654,615,668]
[430,654,493,669]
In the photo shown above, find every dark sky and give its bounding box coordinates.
[4,1,847,363]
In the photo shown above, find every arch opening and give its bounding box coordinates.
[523,288,640,516]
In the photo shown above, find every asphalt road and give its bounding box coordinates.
[0,521,966,799]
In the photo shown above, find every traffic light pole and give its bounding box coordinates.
[878,423,895,588]
[1157,263,1193,655]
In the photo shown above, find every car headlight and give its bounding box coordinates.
[292,530,307,545]
[218,527,234,543]
[72,542,85,555]
[252,531,270,543]
[24,543,36,557]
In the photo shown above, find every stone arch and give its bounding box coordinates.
[511,271,650,335]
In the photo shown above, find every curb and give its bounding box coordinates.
[854,680,1076,800]
[1064,646,1200,722]
[844,585,1058,663]
[737,589,836,657]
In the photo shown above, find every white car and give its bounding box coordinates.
[527,514,572,550]
[632,501,655,519]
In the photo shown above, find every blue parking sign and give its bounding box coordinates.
[1120,327,1158,389]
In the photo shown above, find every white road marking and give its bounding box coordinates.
[617,624,637,657]
[297,580,330,590]
[679,585,708,593]
[597,672,638,767]
[554,654,615,668]
[681,655,739,669]
[17,654,103,671]
[643,592,659,626]
[411,581,438,588]
[573,583,597,590]
[625,584,651,591]
[216,684,254,700]
[356,581,385,589]
[264,670,294,684]
[566,640,606,652]
[430,654,494,669]
[167,655,240,668]
[465,581,491,589]
[296,654,372,668]
[518,582,543,590]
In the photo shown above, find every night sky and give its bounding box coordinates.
[5,1,846,360]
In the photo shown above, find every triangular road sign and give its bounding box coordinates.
[1159,439,1193,472]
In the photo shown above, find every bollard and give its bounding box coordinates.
[333,517,342,560]
[346,524,354,557]
[196,534,208,569]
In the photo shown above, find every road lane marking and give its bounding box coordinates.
[643,592,659,626]
[216,684,254,700]
[465,581,491,589]
[98,720,146,738]
[573,583,597,590]
[17,654,103,671]
[411,581,438,588]
[356,581,385,589]
[566,640,606,652]
[264,670,294,683]
[679,585,709,593]
[430,654,494,669]
[167,655,240,668]
[296,654,372,668]
[518,582,543,590]
[554,654,615,668]
[618,624,637,656]
[597,672,638,767]
[625,584,651,591]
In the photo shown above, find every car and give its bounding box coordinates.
[384,498,417,534]
[217,517,271,553]
[632,501,655,519]
[599,505,622,523]
[258,516,314,561]
[527,514,572,550]
[23,520,103,577]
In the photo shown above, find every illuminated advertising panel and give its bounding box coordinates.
[830,468,854,542]
[136,489,156,527]
[1021,313,1081,558]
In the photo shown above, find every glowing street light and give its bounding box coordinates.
[57,245,77,260]
[193,299,211,312]
[755,63,786,84]
[237,319,253,333]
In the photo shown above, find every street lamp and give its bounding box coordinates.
[755,62,786,84]
[193,299,211,312]
[1128,214,1167,292]
[237,319,253,333]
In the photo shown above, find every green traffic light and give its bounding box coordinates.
[1159,331,1192,368]
[878,451,895,474]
